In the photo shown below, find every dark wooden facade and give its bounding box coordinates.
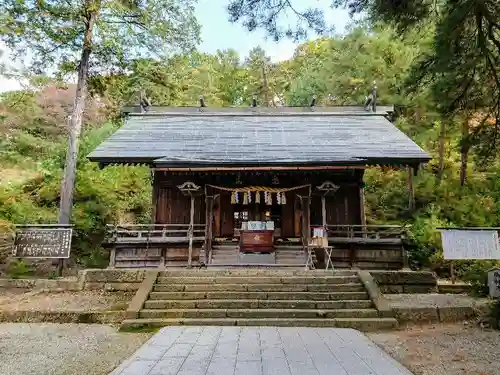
[105,168,406,269]
[153,169,364,235]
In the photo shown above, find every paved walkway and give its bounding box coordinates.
[110,327,413,375]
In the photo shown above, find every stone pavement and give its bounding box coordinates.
[110,326,413,375]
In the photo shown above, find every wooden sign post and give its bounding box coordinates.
[12,224,73,276]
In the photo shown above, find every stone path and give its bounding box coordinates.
[110,326,413,375]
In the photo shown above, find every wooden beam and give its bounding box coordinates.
[302,196,311,265]
[359,185,367,237]
[321,195,327,228]
[408,167,415,211]
[204,195,214,265]
[151,171,158,223]
[187,195,195,268]
[108,248,116,269]
[154,166,367,172]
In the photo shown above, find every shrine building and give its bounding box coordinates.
[88,105,429,269]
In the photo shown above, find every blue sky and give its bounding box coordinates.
[0,0,351,92]
[195,0,351,61]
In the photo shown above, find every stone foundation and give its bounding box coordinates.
[370,270,438,294]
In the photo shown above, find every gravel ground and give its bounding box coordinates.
[385,293,491,309]
[369,324,500,375]
[0,323,152,375]
[0,290,133,312]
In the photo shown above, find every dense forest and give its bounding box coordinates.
[1,0,499,292]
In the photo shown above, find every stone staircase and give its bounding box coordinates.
[209,241,239,265]
[274,243,313,265]
[121,269,398,331]
[210,241,312,266]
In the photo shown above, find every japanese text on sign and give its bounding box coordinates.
[12,228,72,259]
[441,229,500,260]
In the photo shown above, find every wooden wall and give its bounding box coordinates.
[310,186,361,227]
[152,169,364,237]
[155,176,206,225]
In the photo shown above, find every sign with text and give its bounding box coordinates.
[488,268,500,298]
[12,228,72,259]
[441,229,500,260]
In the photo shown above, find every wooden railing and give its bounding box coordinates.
[105,224,206,244]
[325,224,405,244]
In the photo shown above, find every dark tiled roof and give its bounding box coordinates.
[87,111,430,167]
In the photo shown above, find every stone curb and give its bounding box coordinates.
[126,271,159,320]
[358,270,394,319]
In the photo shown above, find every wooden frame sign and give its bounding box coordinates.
[12,227,72,259]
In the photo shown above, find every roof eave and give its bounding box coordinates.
[88,156,431,169]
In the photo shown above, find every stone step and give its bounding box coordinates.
[155,276,360,285]
[148,291,369,301]
[158,270,357,277]
[152,283,365,293]
[121,317,398,332]
[144,299,373,310]
[139,308,379,319]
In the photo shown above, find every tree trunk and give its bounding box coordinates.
[437,120,446,181]
[459,117,470,186]
[58,11,97,225]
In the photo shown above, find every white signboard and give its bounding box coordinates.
[313,227,326,238]
[247,221,266,231]
[441,229,500,260]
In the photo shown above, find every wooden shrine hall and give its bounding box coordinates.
[88,105,430,269]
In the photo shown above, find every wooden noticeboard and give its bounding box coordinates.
[13,227,72,259]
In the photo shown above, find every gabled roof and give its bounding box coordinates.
[87,108,430,168]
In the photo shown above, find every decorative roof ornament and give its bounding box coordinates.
[316,181,339,194]
[177,181,201,195]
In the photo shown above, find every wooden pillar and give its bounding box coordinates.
[321,195,327,228]
[303,196,311,242]
[204,195,214,265]
[108,248,116,269]
[359,184,367,240]
[151,171,158,223]
[408,167,415,211]
[187,195,195,268]
[359,185,366,227]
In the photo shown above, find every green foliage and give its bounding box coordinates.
[0,0,200,76]
[1,21,500,284]
[0,120,151,267]
[6,259,31,279]
[456,261,499,295]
